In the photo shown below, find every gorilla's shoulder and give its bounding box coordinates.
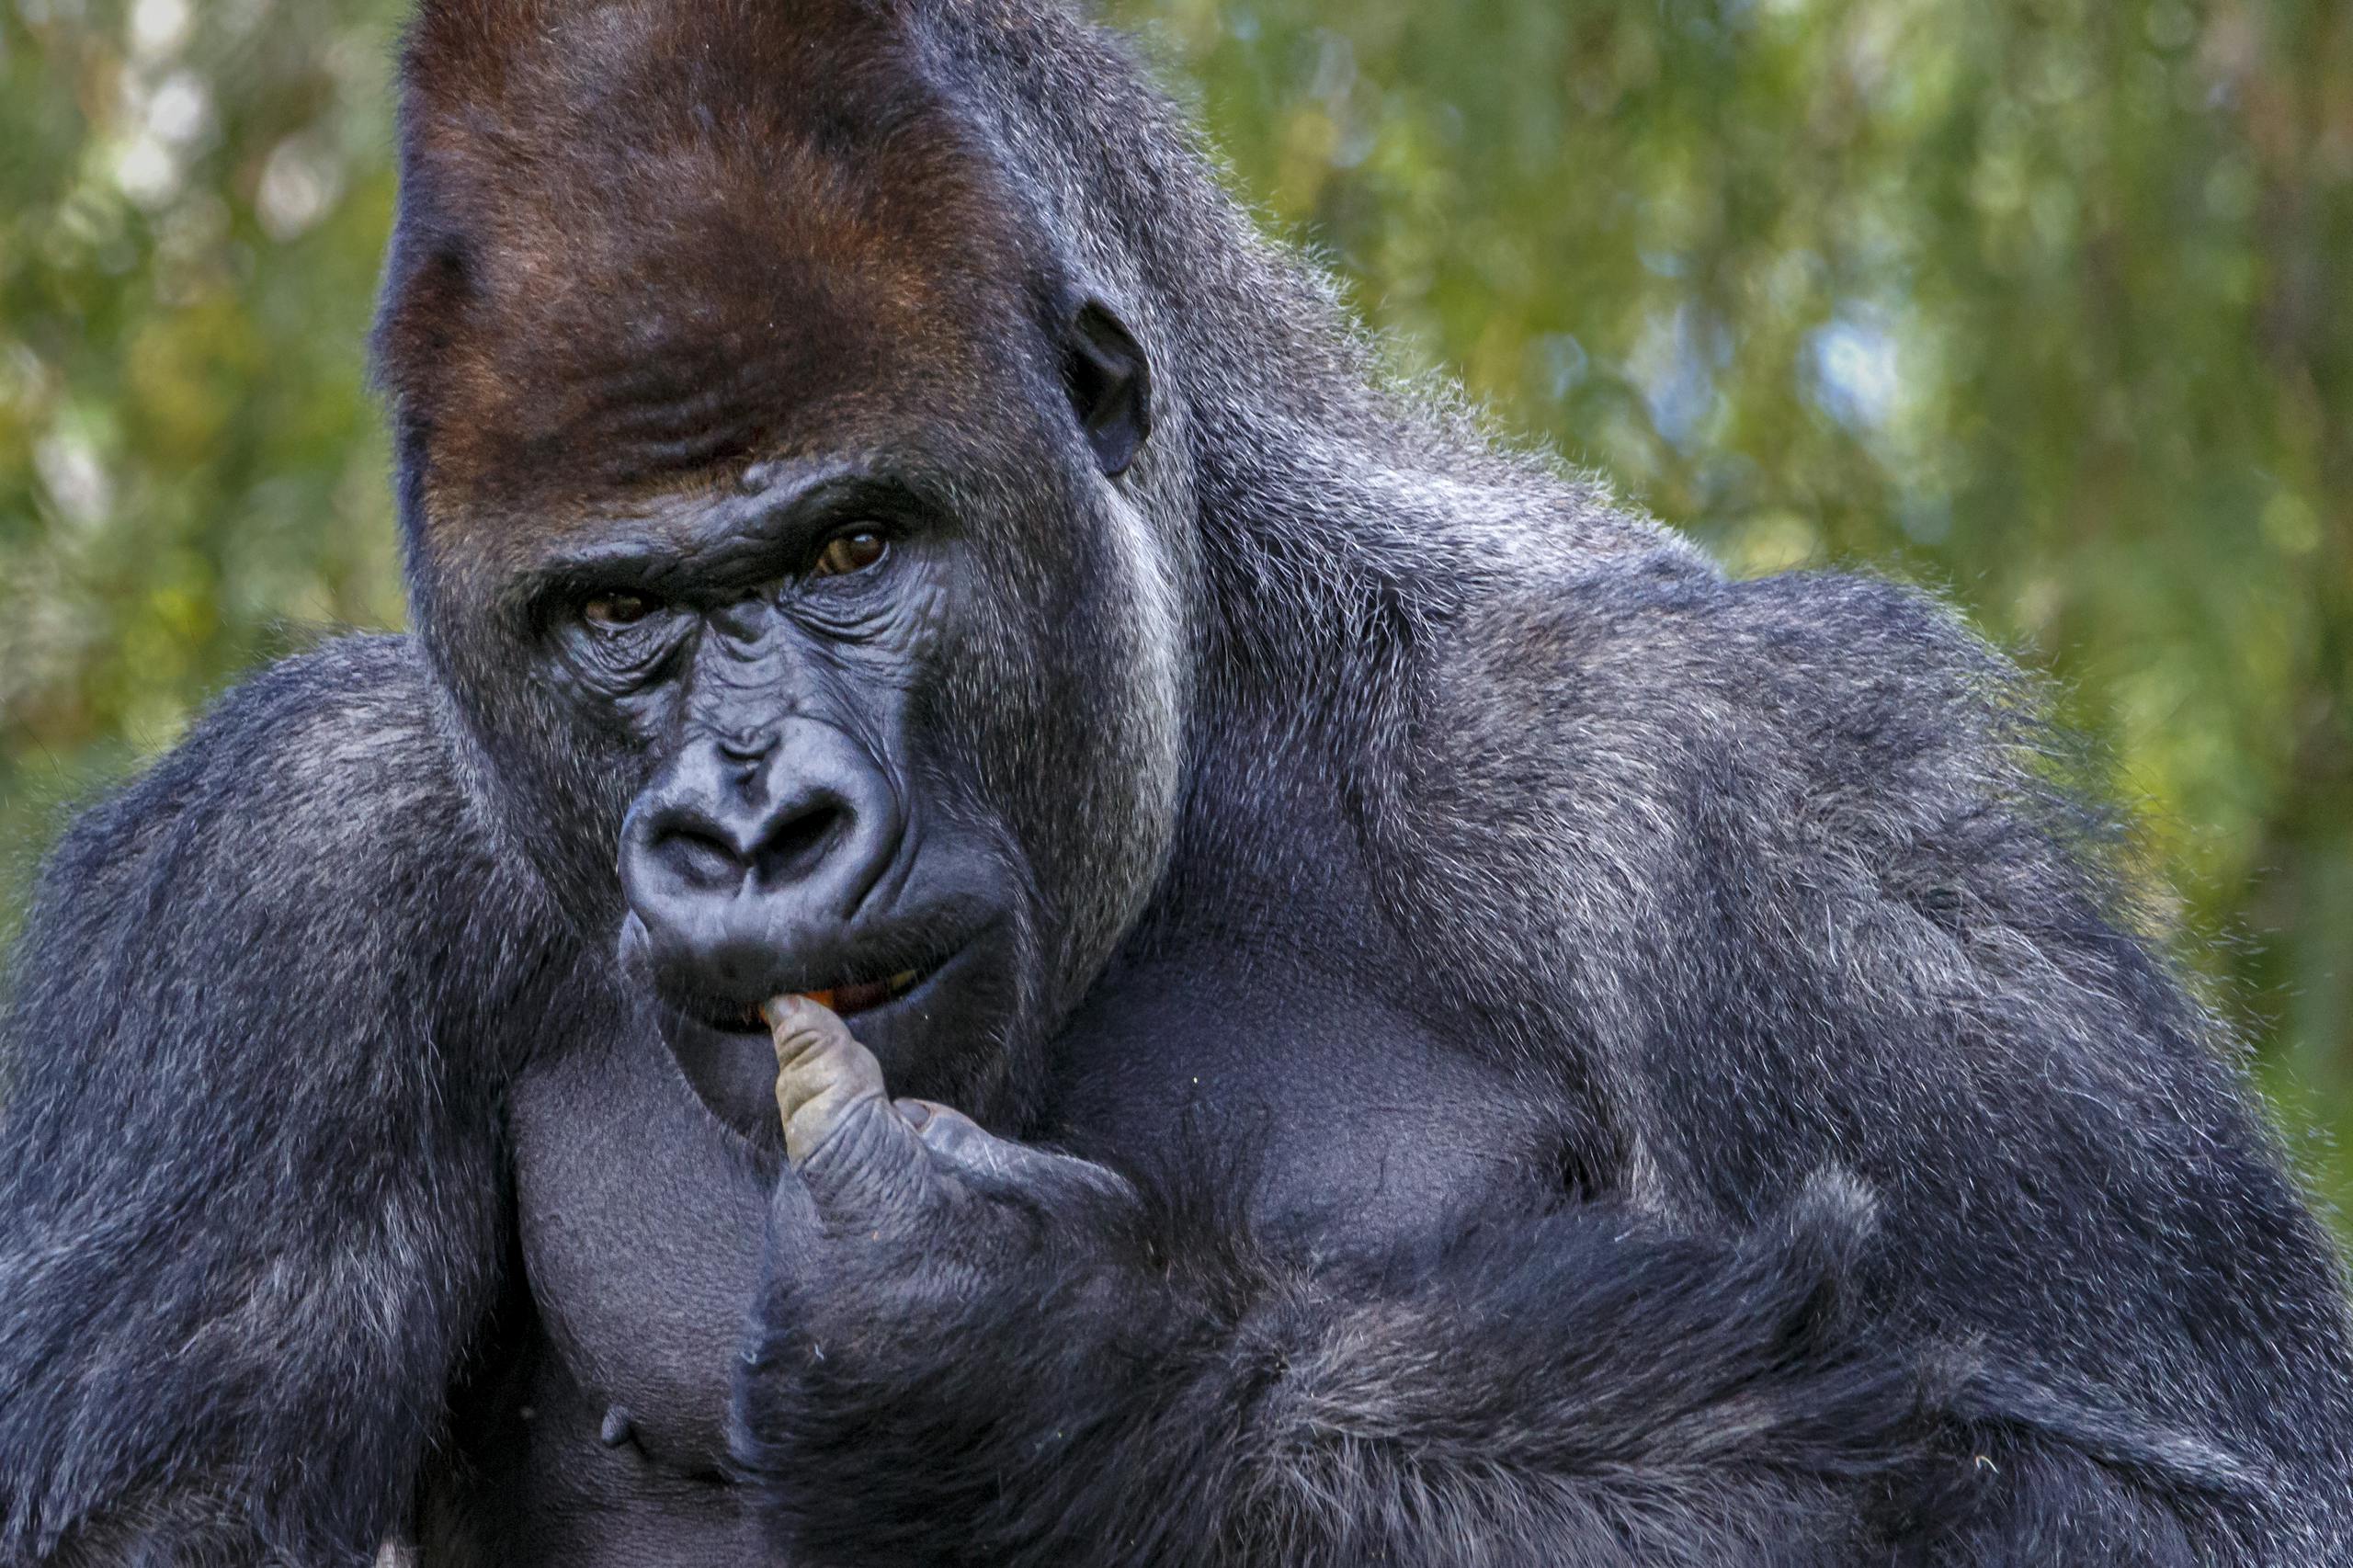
[32,632,471,910]
[1444,548,2018,778]
[189,630,439,746]
[1423,547,2059,883]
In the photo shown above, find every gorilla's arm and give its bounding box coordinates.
[0,638,517,1563]
[737,567,2353,1567]
[741,1017,1945,1568]
[1417,562,2353,1561]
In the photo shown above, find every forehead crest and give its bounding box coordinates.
[379,0,1038,507]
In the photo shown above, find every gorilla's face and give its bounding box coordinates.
[438,299,1175,1133]
[577,454,1054,1121]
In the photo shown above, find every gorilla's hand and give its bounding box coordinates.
[764,994,1131,1240]
[745,996,1140,1427]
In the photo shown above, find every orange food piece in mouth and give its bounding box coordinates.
[756,971,918,1029]
[755,992,835,1031]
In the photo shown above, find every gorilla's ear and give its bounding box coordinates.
[1059,299,1153,478]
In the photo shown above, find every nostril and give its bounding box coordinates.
[654,825,746,892]
[751,800,846,888]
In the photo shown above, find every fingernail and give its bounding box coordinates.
[899,1099,933,1130]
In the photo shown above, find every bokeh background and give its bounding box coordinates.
[3,0,2348,1211]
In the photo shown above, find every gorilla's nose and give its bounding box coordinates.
[620,723,902,999]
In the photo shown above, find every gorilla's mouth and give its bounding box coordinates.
[727,967,923,1029]
[636,912,1003,1058]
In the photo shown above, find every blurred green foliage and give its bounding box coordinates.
[3,0,2348,1209]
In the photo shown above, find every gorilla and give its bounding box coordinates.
[3,0,2350,1562]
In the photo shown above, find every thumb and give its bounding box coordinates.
[764,994,931,1225]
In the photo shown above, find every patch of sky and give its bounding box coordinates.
[1533,334,1589,402]
[1806,309,1903,430]
[1631,302,1732,449]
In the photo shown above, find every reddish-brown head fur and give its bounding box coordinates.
[376,0,1041,556]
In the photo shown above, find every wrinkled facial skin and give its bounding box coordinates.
[563,461,1029,1108]
[417,289,1185,1138]
[427,343,1176,1132]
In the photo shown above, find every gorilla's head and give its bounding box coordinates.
[372,0,1193,1128]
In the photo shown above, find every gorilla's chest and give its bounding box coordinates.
[506,1033,773,1484]
[1047,958,1554,1251]
[494,976,1542,1528]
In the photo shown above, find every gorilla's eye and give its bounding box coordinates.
[809,529,889,580]
[582,592,656,631]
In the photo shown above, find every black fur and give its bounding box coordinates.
[3,0,2351,1563]
[0,642,529,1562]
[742,1158,1958,1565]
